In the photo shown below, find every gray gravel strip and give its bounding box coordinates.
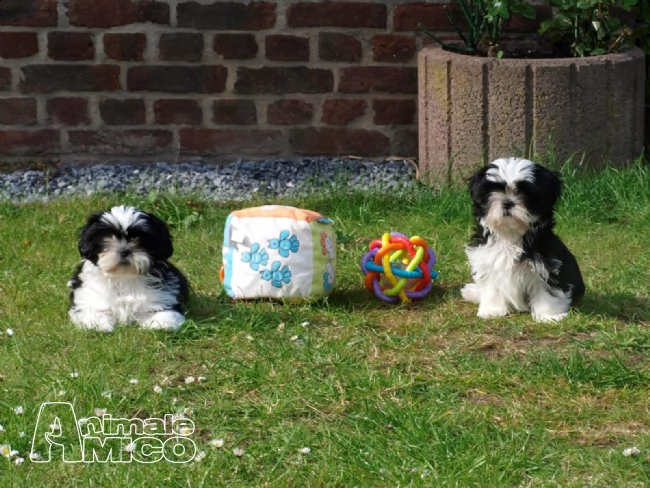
[0,158,418,203]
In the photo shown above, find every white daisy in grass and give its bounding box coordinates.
[57,390,66,397]
[245,334,253,341]
[14,406,24,415]
[194,450,206,462]
[124,441,137,453]
[182,407,194,416]
[184,376,195,384]
[301,321,310,327]
[179,425,193,436]
[19,432,25,438]
[153,385,163,394]
[232,447,244,457]
[94,408,107,417]
[623,446,640,457]
[14,457,24,465]
[49,423,61,432]
[0,425,4,432]
[277,322,285,331]
[6,329,14,336]
[298,447,311,455]
[198,376,207,382]
[29,452,41,461]
[0,444,13,458]
[129,378,139,385]
[101,391,111,399]
[69,372,79,378]
[209,439,224,448]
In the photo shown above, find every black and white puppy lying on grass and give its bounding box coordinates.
[461,157,584,322]
[68,205,189,332]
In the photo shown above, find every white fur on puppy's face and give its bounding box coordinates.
[483,191,532,238]
[477,158,537,239]
[96,235,151,276]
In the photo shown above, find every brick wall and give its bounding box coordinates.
[0,0,544,162]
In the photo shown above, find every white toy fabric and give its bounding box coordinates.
[221,206,336,302]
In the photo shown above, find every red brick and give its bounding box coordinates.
[159,33,203,62]
[68,130,172,155]
[104,33,146,61]
[372,35,416,63]
[394,4,467,31]
[339,67,417,94]
[0,98,37,125]
[0,130,59,154]
[0,0,57,27]
[48,32,95,61]
[235,67,333,94]
[288,2,386,28]
[265,35,309,62]
[67,0,169,27]
[180,128,284,155]
[0,33,39,59]
[154,99,202,125]
[267,100,313,125]
[0,67,11,91]
[319,33,362,63]
[46,98,90,126]
[373,99,416,125]
[178,2,275,30]
[290,128,389,156]
[214,34,258,60]
[100,99,146,125]
[321,99,367,125]
[392,130,418,156]
[20,65,120,93]
[505,6,552,33]
[213,100,257,125]
[127,66,227,93]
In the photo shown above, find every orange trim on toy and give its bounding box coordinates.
[231,206,324,222]
[219,266,225,283]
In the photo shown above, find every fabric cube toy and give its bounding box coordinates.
[220,205,336,302]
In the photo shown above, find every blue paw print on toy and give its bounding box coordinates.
[269,230,299,258]
[323,262,334,292]
[241,243,269,271]
[260,261,292,288]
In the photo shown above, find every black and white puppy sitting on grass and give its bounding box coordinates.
[461,157,584,322]
[68,205,189,332]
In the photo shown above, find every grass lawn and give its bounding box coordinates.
[1,159,649,487]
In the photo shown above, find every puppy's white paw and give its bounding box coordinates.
[140,311,185,332]
[69,309,116,333]
[533,312,568,323]
[461,283,482,303]
[477,306,509,319]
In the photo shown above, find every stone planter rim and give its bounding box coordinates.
[419,44,645,66]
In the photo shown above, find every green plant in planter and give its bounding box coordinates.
[539,0,638,56]
[420,0,536,57]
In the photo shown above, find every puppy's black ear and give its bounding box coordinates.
[141,211,174,261]
[77,211,107,261]
[467,165,489,201]
[535,166,562,208]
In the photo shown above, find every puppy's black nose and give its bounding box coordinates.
[503,200,515,210]
[120,249,131,259]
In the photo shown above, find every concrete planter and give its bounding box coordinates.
[418,46,646,185]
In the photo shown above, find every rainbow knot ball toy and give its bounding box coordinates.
[361,232,438,303]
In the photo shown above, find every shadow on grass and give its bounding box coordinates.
[317,283,452,314]
[577,292,650,323]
